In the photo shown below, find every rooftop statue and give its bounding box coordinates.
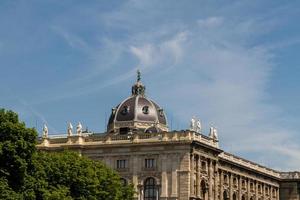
[77,122,83,136]
[67,122,73,136]
[42,124,48,138]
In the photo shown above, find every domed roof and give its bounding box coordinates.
[107,70,168,134]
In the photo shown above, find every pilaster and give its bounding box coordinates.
[208,159,213,200]
[214,162,219,200]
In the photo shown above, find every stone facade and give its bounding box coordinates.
[37,131,299,200]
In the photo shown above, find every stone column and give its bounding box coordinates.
[171,154,178,198]
[262,183,265,199]
[208,159,213,200]
[255,181,258,200]
[229,173,233,200]
[161,154,168,199]
[247,179,250,200]
[133,156,139,199]
[190,154,195,197]
[220,170,224,200]
[272,186,275,200]
[238,176,242,200]
[214,162,219,200]
[197,155,201,198]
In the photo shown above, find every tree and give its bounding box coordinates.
[0,109,37,191]
[28,151,134,200]
[0,109,134,200]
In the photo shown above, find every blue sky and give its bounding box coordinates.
[0,0,300,171]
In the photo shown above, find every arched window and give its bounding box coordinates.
[224,175,228,184]
[258,184,262,193]
[201,161,206,171]
[233,177,237,186]
[223,190,229,200]
[250,182,254,191]
[242,180,246,188]
[144,178,157,200]
[232,193,237,200]
[200,180,207,199]
[241,195,246,200]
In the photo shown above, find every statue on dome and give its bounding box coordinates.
[131,69,146,96]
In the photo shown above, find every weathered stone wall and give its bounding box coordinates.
[280,181,300,200]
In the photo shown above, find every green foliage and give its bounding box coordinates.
[0,178,21,200]
[0,109,37,191]
[28,151,134,200]
[0,109,134,200]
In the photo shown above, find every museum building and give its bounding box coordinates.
[38,71,300,200]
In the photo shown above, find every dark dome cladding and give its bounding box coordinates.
[107,70,168,134]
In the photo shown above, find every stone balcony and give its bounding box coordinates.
[37,130,219,149]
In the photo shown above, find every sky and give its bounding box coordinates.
[0,0,300,171]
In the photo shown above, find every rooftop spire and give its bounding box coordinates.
[137,69,141,82]
[132,69,145,96]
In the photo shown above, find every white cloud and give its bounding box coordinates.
[51,26,89,50]
[129,31,188,69]
[127,15,300,170]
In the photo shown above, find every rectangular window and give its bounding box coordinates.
[117,159,127,169]
[145,158,155,168]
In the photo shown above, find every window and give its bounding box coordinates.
[119,127,130,135]
[158,109,164,117]
[145,158,155,168]
[144,178,157,200]
[223,175,228,184]
[201,161,206,171]
[117,159,127,169]
[250,182,254,191]
[200,180,207,199]
[194,157,198,171]
[121,105,130,115]
[142,106,149,114]
[223,191,229,200]
[232,193,237,200]
[242,180,246,188]
[265,187,269,195]
[233,178,237,186]
[258,184,261,193]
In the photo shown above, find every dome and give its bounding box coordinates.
[107,70,168,134]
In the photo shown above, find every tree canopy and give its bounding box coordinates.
[0,109,134,200]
